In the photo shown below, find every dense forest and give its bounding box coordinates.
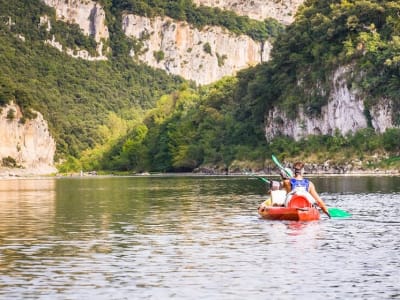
[1,0,399,173]
[0,0,185,159]
[252,0,400,120]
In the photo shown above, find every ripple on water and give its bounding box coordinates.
[0,177,399,299]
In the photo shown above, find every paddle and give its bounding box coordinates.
[271,154,351,218]
[272,154,292,178]
[328,207,351,218]
[255,176,270,184]
[245,170,271,185]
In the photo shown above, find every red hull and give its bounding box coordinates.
[258,206,320,221]
[258,193,320,221]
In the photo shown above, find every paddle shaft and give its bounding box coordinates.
[272,155,292,178]
[256,176,270,184]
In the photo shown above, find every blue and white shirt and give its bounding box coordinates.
[290,178,310,192]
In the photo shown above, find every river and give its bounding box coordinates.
[0,175,399,299]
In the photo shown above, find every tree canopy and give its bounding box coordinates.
[1,0,399,173]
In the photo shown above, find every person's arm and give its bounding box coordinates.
[281,179,291,193]
[309,182,331,218]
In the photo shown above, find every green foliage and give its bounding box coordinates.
[216,53,227,67]
[0,0,184,160]
[57,156,82,173]
[112,0,284,41]
[96,72,399,173]
[0,0,282,173]
[242,0,400,121]
[82,0,400,172]
[1,0,399,175]
[266,129,397,169]
[203,42,212,55]
[382,128,400,151]
[97,77,271,172]
[6,109,15,120]
[2,156,17,168]
[101,124,149,171]
[153,50,165,62]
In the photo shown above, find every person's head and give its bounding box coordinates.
[280,168,293,179]
[293,162,305,176]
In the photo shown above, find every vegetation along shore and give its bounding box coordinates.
[1,0,399,176]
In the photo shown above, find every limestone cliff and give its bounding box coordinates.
[0,102,57,175]
[122,15,271,85]
[41,0,273,84]
[265,66,396,141]
[192,0,303,24]
[41,0,109,59]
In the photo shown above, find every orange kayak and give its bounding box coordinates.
[258,206,320,221]
[258,193,320,221]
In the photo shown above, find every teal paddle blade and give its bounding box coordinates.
[256,176,270,184]
[271,154,292,178]
[328,208,351,218]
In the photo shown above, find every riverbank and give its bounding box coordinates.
[193,162,400,176]
[0,166,57,178]
[1,167,399,179]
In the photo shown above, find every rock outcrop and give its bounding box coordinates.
[122,15,271,85]
[265,66,396,140]
[42,0,109,42]
[192,0,303,24]
[41,0,109,59]
[0,102,57,175]
[40,1,279,84]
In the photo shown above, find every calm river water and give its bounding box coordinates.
[0,175,399,300]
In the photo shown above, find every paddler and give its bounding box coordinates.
[290,161,331,218]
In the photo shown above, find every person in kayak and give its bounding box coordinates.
[261,168,293,207]
[280,167,293,193]
[290,161,331,218]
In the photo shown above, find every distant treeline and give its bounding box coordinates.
[72,76,400,174]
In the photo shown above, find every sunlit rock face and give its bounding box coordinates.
[0,102,57,174]
[40,1,274,84]
[265,66,396,141]
[192,0,303,25]
[122,15,271,85]
[42,0,109,42]
[41,0,109,59]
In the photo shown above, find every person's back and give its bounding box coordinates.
[290,162,310,192]
[286,175,315,207]
[290,161,331,218]
[290,177,309,192]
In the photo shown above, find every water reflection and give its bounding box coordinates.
[314,175,400,193]
[0,179,56,239]
[0,176,399,299]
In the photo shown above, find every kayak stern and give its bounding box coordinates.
[258,205,320,221]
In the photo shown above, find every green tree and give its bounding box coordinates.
[383,128,400,151]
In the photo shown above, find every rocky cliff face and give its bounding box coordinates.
[41,0,273,84]
[122,15,271,85]
[41,0,109,59]
[192,0,303,25]
[0,102,57,175]
[265,66,395,140]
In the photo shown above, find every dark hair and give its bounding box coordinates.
[293,162,304,175]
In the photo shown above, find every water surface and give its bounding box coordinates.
[0,176,399,299]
